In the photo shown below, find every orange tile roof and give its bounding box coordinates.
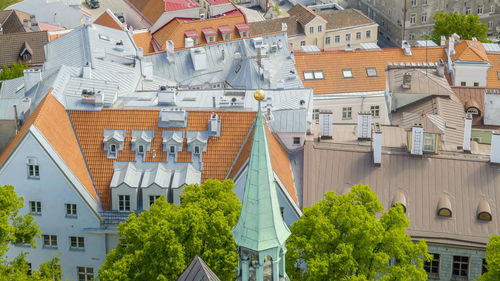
[487,53,500,88]
[0,93,98,201]
[152,14,246,50]
[127,0,165,24]
[294,47,447,94]
[94,10,125,30]
[68,109,256,210]
[133,30,155,54]
[228,120,298,204]
[452,40,489,62]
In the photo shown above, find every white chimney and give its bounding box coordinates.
[23,69,42,92]
[491,131,500,164]
[463,113,472,153]
[410,125,424,155]
[402,40,412,56]
[82,63,92,79]
[185,37,194,48]
[142,61,153,81]
[372,123,382,165]
[165,40,175,63]
[357,112,372,139]
[0,23,3,35]
[21,97,31,114]
[281,23,288,31]
[345,43,352,52]
[318,110,333,139]
[448,36,456,56]
[440,36,446,46]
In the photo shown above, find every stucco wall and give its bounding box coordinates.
[452,63,490,87]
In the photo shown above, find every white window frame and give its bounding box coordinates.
[293,137,301,145]
[356,32,361,40]
[370,105,380,118]
[77,267,94,281]
[149,195,161,207]
[366,30,371,39]
[345,33,351,41]
[27,157,40,179]
[452,256,469,277]
[423,133,435,152]
[309,26,314,34]
[42,234,58,248]
[303,71,324,80]
[30,201,41,215]
[342,69,353,78]
[411,0,417,7]
[342,107,352,120]
[70,236,85,250]
[65,204,77,217]
[366,67,377,77]
[410,14,416,24]
[421,0,427,5]
[325,36,331,45]
[335,35,340,43]
[478,6,483,15]
[317,25,322,32]
[118,195,131,212]
[490,5,495,14]
[421,13,427,23]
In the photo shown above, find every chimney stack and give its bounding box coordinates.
[402,72,412,89]
[184,37,194,48]
[490,131,500,164]
[357,112,372,139]
[440,36,446,46]
[463,113,473,153]
[23,69,42,92]
[165,40,175,63]
[410,125,424,155]
[82,62,92,79]
[372,123,382,166]
[402,40,412,56]
[281,23,287,32]
[0,23,3,35]
[318,110,333,139]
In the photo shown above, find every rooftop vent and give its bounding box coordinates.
[402,40,412,55]
[157,87,176,106]
[372,123,382,165]
[402,72,412,89]
[208,113,221,137]
[159,108,188,128]
[252,37,264,49]
[81,89,103,105]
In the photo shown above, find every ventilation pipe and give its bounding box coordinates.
[463,113,472,153]
[372,123,382,166]
[402,40,412,56]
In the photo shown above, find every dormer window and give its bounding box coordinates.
[110,144,116,153]
[169,146,175,154]
[194,146,200,154]
[437,195,452,217]
[131,130,153,160]
[218,25,232,41]
[103,130,125,159]
[391,192,407,213]
[423,133,436,152]
[138,145,144,153]
[202,27,216,43]
[477,200,492,221]
[236,23,249,38]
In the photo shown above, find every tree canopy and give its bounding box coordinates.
[98,179,241,281]
[286,185,430,281]
[0,0,22,10]
[429,12,490,44]
[0,185,61,281]
[480,234,500,281]
[0,62,29,81]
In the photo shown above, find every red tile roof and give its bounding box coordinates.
[165,0,200,11]
[452,40,489,62]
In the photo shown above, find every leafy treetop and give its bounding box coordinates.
[429,12,490,44]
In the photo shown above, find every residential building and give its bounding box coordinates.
[0,31,49,68]
[93,9,126,31]
[347,0,500,45]
[0,9,33,34]
[7,0,90,29]
[250,5,378,51]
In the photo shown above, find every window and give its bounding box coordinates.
[421,13,427,23]
[452,256,469,277]
[300,40,306,46]
[423,133,435,152]
[335,35,340,43]
[370,105,380,118]
[207,35,215,43]
[27,157,39,178]
[66,204,77,217]
[465,7,470,15]
[424,253,440,275]
[410,14,416,24]
[325,36,331,45]
[149,195,160,207]
[169,146,175,154]
[345,33,351,41]
[77,267,94,281]
[309,26,314,34]
[313,109,320,121]
[409,33,415,40]
[474,82,479,87]
[422,0,427,5]
[43,235,57,248]
[118,195,130,212]
[222,33,232,41]
[356,32,361,40]
[29,201,41,215]
[28,263,32,276]
[438,207,452,217]
[317,25,322,32]
[478,6,483,15]
[482,259,487,274]
[194,146,200,154]
[293,137,300,145]
[411,0,416,7]
[366,30,371,39]
[366,67,377,77]
[138,145,144,153]
[342,107,352,120]
[488,21,493,29]
[467,108,479,115]
[70,236,85,250]
[241,31,248,38]
[490,5,495,14]
[461,82,466,86]
[303,71,324,80]
[110,144,116,153]
[342,69,353,78]
[497,71,500,80]
[98,34,110,41]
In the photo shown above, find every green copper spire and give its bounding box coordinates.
[232,96,291,252]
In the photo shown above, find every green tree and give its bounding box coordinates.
[0,185,61,280]
[99,179,241,281]
[429,12,490,44]
[0,62,29,81]
[286,185,430,281]
[480,234,500,281]
[0,0,22,10]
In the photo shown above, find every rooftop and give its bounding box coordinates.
[0,30,48,67]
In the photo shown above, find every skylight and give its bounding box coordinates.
[98,34,110,41]
[303,71,324,80]
[342,69,353,78]
[366,67,377,77]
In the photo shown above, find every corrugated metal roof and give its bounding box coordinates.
[483,43,500,54]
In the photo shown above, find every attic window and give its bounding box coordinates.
[466,108,479,115]
[138,145,144,153]
[366,67,377,77]
[437,196,452,217]
[477,200,492,221]
[303,71,324,80]
[342,69,353,78]
[423,133,436,152]
[194,146,200,154]
[169,146,175,154]
[98,34,110,41]
[110,144,116,153]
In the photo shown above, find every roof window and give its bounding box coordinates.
[303,71,324,80]
[477,200,492,221]
[437,195,452,217]
[391,192,407,213]
[98,34,110,41]
[342,69,353,78]
[366,67,377,77]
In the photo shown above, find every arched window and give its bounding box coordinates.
[477,200,492,221]
[391,191,407,213]
[466,107,479,116]
[437,195,452,217]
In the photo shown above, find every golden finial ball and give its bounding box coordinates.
[254,89,265,101]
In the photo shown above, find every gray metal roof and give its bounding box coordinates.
[144,33,303,90]
[482,43,500,54]
[8,0,89,28]
[176,256,220,281]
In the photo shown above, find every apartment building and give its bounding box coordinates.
[347,0,500,45]
[250,4,378,51]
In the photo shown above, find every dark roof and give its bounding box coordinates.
[318,8,376,30]
[250,16,303,36]
[287,4,318,25]
[0,31,48,67]
[452,87,500,127]
[0,9,32,34]
[176,256,220,281]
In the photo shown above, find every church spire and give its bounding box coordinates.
[233,89,291,281]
